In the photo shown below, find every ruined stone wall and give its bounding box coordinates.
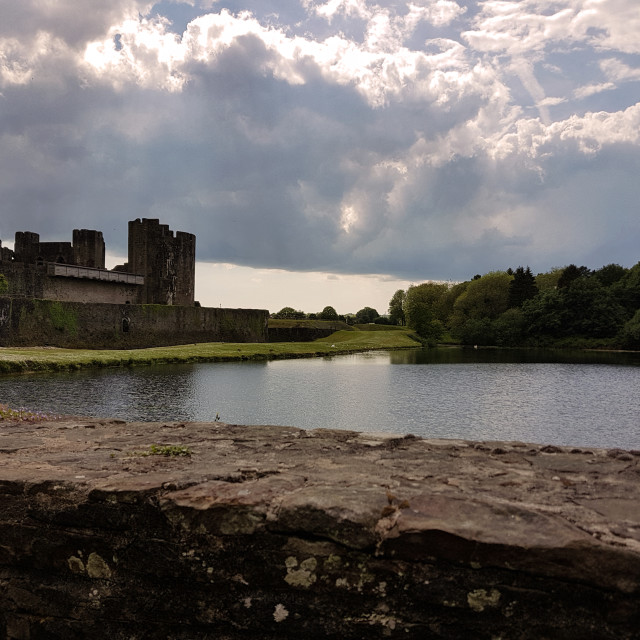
[0,264,142,305]
[40,277,142,305]
[2,219,196,307]
[72,230,105,269]
[0,297,268,348]
[128,218,196,305]
[0,420,638,639]
[0,264,45,299]
[37,241,74,264]
[12,232,40,264]
[173,231,196,306]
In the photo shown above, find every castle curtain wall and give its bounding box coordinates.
[0,298,268,348]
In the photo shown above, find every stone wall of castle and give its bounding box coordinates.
[0,219,195,307]
[0,263,142,305]
[127,218,196,305]
[0,297,268,348]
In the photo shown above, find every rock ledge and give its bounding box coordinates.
[1,419,639,639]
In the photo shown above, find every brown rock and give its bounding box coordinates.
[1,418,639,639]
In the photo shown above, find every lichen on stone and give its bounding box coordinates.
[86,552,112,580]
[67,556,85,574]
[273,603,289,622]
[467,588,501,612]
[284,556,318,588]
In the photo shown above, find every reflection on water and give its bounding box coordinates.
[1,348,639,449]
[390,347,640,366]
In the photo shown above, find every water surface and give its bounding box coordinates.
[2,348,639,449]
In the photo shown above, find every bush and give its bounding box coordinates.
[618,310,640,349]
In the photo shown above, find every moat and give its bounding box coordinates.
[4,348,640,449]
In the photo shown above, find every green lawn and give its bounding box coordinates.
[0,330,420,374]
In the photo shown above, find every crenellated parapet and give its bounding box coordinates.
[128,218,196,305]
[0,220,196,307]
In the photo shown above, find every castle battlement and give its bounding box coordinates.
[0,220,195,306]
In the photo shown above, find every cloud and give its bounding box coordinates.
[573,82,615,99]
[0,0,638,290]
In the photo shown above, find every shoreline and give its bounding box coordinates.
[1,336,638,376]
[0,330,421,375]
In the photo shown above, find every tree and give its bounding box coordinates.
[522,288,567,339]
[560,277,625,338]
[455,317,495,346]
[619,309,640,349]
[450,272,512,344]
[508,266,538,308]
[440,281,468,321]
[557,264,591,288]
[535,268,563,292]
[523,278,626,340]
[319,306,338,321]
[451,272,512,322]
[404,282,449,343]
[593,263,627,288]
[612,261,640,316]
[388,289,406,325]
[494,308,526,346]
[0,274,7,295]
[355,307,379,324]
[272,307,306,319]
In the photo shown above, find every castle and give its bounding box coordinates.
[0,219,268,349]
[0,219,196,306]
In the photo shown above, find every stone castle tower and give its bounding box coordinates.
[1,220,195,306]
[127,218,196,305]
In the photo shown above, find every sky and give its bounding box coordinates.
[0,0,638,314]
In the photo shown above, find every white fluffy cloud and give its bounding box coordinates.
[0,0,638,288]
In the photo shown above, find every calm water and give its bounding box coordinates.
[2,348,639,449]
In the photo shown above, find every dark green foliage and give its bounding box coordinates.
[561,277,625,338]
[494,308,526,346]
[355,306,380,324]
[619,310,640,349]
[456,317,495,346]
[450,272,512,343]
[522,288,566,338]
[272,307,306,319]
[319,306,338,321]
[0,274,8,295]
[523,277,626,340]
[593,263,626,287]
[395,260,638,348]
[388,289,406,325]
[508,266,538,308]
[557,264,591,288]
[404,283,450,344]
[612,262,640,315]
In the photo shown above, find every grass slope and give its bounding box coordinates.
[0,330,420,375]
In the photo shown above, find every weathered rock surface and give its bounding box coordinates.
[1,418,639,639]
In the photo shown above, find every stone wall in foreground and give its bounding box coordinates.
[0,297,268,348]
[0,419,639,639]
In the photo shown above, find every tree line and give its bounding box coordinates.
[271,305,391,325]
[389,262,640,349]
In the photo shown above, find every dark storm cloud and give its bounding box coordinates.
[0,0,638,281]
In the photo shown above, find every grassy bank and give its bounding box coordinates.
[0,329,420,375]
